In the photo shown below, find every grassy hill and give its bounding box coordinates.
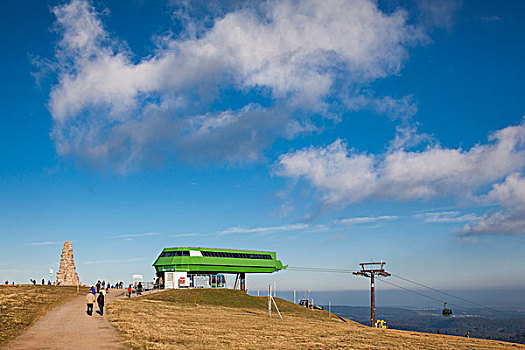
[0,285,89,346]
[107,289,524,349]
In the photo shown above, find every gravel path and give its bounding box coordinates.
[5,290,127,350]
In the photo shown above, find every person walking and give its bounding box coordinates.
[86,291,95,316]
[96,280,101,293]
[127,285,132,298]
[97,290,105,316]
[137,282,143,296]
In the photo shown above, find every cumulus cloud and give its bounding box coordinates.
[277,119,525,235]
[47,0,424,172]
[461,174,525,235]
[277,120,525,204]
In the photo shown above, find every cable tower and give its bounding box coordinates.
[353,262,390,327]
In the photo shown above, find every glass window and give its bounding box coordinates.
[200,251,272,259]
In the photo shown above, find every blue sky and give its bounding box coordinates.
[1,0,524,306]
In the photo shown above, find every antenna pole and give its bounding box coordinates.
[353,261,390,327]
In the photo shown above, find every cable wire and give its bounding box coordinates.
[286,265,502,317]
[390,274,500,315]
[287,266,357,274]
[375,277,464,309]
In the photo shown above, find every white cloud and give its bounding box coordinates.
[415,0,462,31]
[461,174,525,235]
[28,241,62,246]
[47,0,425,172]
[277,120,525,235]
[277,120,525,204]
[337,215,398,225]
[415,211,479,223]
[112,232,161,239]
[169,223,311,237]
[171,233,206,238]
[217,223,309,235]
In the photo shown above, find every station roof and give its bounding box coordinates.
[153,247,286,274]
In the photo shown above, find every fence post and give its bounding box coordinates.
[268,285,272,318]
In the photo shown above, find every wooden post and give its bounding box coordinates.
[353,262,390,328]
[268,285,272,317]
[371,274,375,327]
[233,273,238,289]
[329,301,331,317]
[271,293,283,320]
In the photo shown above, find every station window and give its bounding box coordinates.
[201,251,272,259]
[160,250,190,257]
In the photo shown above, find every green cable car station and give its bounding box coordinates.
[153,247,286,291]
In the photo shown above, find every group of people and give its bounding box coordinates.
[86,280,145,316]
[107,281,126,289]
[4,279,53,285]
[86,281,109,316]
[29,279,52,285]
[126,282,143,297]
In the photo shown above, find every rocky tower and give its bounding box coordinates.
[56,240,80,286]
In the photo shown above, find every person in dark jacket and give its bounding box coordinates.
[96,281,101,293]
[97,291,105,316]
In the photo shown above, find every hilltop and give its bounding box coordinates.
[0,285,89,346]
[107,289,524,349]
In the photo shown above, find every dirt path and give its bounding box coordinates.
[5,290,127,350]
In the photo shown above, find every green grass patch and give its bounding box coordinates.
[141,289,331,319]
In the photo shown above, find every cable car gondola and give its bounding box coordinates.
[442,302,453,316]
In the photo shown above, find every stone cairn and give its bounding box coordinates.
[56,240,80,286]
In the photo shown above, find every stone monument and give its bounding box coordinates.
[56,240,80,286]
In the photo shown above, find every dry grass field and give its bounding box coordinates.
[0,285,88,346]
[107,289,524,350]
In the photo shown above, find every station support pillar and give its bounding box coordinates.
[240,272,246,291]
